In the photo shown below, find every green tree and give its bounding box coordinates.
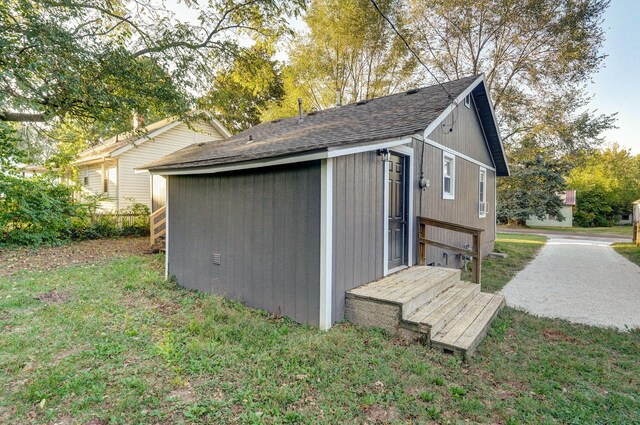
[198,43,285,133]
[0,122,26,173]
[0,0,304,133]
[407,0,614,222]
[497,156,567,225]
[407,0,613,157]
[264,0,417,118]
[567,145,640,226]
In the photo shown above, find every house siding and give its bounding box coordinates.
[331,151,385,322]
[78,162,118,211]
[428,98,494,167]
[167,161,322,326]
[118,121,225,210]
[526,205,573,227]
[414,101,497,266]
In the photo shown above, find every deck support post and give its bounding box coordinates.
[319,158,334,330]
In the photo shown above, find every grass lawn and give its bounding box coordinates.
[463,232,547,293]
[612,243,640,267]
[523,225,633,237]
[1,246,639,423]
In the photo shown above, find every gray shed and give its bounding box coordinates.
[143,75,509,329]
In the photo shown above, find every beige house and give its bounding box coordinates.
[525,190,576,228]
[73,115,230,212]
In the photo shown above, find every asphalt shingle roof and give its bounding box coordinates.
[75,118,176,162]
[145,75,508,175]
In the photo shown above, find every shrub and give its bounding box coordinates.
[0,174,78,246]
[0,175,150,247]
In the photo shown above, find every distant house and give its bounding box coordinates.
[143,74,509,337]
[72,114,230,212]
[526,190,576,228]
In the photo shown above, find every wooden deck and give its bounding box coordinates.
[346,266,504,357]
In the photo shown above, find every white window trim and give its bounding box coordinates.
[464,94,471,108]
[442,152,455,200]
[479,167,487,218]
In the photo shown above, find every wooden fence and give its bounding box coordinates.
[87,212,149,229]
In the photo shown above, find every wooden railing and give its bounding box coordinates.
[150,206,166,246]
[417,217,484,284]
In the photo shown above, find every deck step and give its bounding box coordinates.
[431,293,505,357]
[347,266,459,313]
[345,266,505,358]
[404,283,480,335]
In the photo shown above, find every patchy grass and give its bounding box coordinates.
[463,233,547,293]
[612,243,640,267]
[525,225,633,237]
[2,253,639,423]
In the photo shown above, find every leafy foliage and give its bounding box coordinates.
[567,145,640,226]
[406,0,614,219]
[0,173,150,246]
[497,157,567,225]
[0,122,26,172]
[198,43,285,133]
[263,0,417,119]
[0,0,304,136]
[0,174,77,245]
[407,0,613,155]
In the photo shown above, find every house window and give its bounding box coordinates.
[83,175,89,186]
[442,152,455,200]
[464,94,471,108]
[479,167,487,218]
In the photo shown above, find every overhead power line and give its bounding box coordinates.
[368,0,452,99]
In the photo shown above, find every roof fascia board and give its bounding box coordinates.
[73,157,117,166]
[143,135,419,175]
[472,95,497,169]
[196,111,232,139]
[326,135,418,158]
[147,151,330,175]
[479,80,510,176]
[110,120,183,157]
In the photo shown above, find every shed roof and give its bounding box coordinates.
[145,75,509,175]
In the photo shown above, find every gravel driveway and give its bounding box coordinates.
[500,234,640,331]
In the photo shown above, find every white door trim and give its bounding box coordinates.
[382,146,414,276]
[319,158,334,330]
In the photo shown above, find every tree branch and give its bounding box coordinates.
[0,111,47,122]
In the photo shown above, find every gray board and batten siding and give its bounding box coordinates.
[413,96,497,266]
[331,150,386,322]
[167,161,322,326]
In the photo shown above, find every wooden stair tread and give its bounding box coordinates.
[347,266,459,304]
[431,294,505,353]
[404,283,478,325]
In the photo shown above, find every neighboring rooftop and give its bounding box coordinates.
[145,75,508,175]
[563,190,577,206]
[75,117,176,162]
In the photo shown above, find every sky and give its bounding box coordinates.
[166,0,639,154]
[587,0,640,154]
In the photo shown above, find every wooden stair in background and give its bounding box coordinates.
[346,266,504,358]
[150,206,166,249]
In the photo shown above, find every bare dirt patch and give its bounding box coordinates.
[542,328,582,344]
[35,290,68,304]
[363,404,399,423]
[0,237,152,277]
